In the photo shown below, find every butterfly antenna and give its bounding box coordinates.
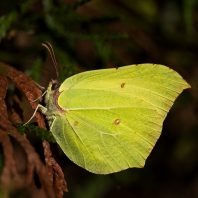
[42,42,60,80]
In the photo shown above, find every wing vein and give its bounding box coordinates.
[66,114,100,172]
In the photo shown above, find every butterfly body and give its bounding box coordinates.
[39,64,190,174]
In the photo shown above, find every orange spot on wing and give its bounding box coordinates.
[121,83,125,88]
[114,119,120,125]
[74,121,78,126]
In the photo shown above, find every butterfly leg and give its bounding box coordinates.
[23,104,47,125]
[48,115,56,130]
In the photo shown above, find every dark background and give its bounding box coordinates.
[0,0,197,197]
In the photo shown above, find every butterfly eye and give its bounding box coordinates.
[51,81,60,90]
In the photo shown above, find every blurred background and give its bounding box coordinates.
[0,0,196,197]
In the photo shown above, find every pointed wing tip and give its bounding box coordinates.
[185,83,191,89]
[181,80,191,91]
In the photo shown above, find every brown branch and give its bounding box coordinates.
[0,75,8,118]
[0,117,56,198]
[0,75,19,186]
[0,129,19,186]
[0,62,68,197]
[11,93,35,185]
[43,140,68,196]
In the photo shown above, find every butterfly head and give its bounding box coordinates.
[51,79,61,90]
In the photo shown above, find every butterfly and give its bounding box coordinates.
[34,43,190,174]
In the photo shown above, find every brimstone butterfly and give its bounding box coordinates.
[35,44,190,174]
[36,63,190,174]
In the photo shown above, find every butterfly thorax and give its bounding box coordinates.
[44,80,65,121]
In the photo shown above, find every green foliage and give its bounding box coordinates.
[0,12,17,40]
[183,0,197,36]
[13,123,56,143]
[0,0,128,83]
[0,0,36,41]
